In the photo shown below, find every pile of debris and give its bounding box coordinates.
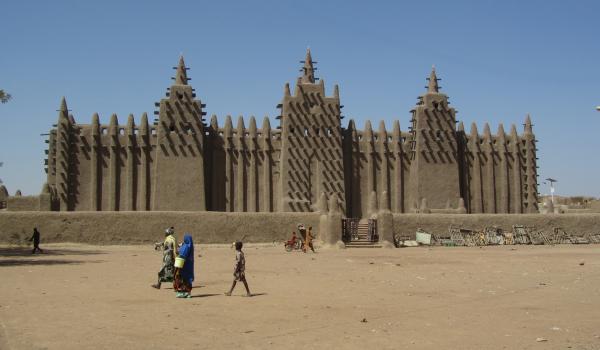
[394,226,600,247]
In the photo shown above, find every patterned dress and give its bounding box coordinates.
[158,235,176,282]
[234,250,246,281]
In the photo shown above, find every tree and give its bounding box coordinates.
[0,90,11,103]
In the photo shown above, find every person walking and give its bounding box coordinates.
[152,228,178,289]
[225,241,251,297]
[29,228,43,254]
[173,234,194,298]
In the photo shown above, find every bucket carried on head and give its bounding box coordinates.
[174,257,185,268]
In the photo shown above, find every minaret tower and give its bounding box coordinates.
[151,56,207,210]
[277,49,346,212]
[407,67,461,210]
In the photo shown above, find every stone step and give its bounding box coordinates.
[345,243,382,248]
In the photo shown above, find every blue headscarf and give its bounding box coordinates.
[178,234,194,285]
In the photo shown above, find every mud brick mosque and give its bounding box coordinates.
[2,49,539,216]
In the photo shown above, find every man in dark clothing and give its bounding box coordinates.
[29,228,43,254]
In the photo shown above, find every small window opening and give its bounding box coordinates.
[327,128,333,136]
[169,124,175,133]
[151,129,157,135]
[304,128,309,136]
[177,93,184,100]
[119,128,125,136]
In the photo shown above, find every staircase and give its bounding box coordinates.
[344,219,381,248]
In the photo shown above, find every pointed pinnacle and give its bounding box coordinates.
[236,115,245,134]
[174,56,189,85]
[249,116,257,136]
[510,123,519,138]
[378,120,387,139]
[284,83,291,97]
[224,115,233,137]
[483,123,492,139]
[497,123,506,139]
[300,48,315,84]
[262,116,271,138]
[364,120,373,139]
[60,96,68,112]
[140,113,149,135]
[333,84,340,100]
[210,114,219,130]
[393,120,401,138]
[347,118,356,131]
[457,121,465,132]
[524,114,533,134]
[58,97,69,122]
[91,113,100,134]
[109,113,119,134]
[126,114,135,134]
[427,66,439,93]
[470,122,479,138]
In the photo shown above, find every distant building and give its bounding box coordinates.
[36,50,538,215]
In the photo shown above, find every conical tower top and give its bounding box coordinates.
[300,48,316,84]
[524,114,533,134]
[427,65,440,93]
[58,97,69,122]
[173,56,190,85]
[59,96,68,113]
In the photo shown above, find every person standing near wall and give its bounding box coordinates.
[303,226,316,253]
[29,228,43,254]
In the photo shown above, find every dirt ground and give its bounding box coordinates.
[0,243,599,350]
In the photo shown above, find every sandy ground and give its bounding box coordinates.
[0,242,599,350]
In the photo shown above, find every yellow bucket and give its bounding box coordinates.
[174,257,185,268]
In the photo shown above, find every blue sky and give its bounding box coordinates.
[1,0,599,197]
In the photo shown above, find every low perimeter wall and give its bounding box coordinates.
[0,211,598,245]
[392,213,600,238]
[0,211,320,245]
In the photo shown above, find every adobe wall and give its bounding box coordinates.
[1,211,598,245]
[392,213,600,238]
[6,196,39,211]
[0,212,320,245]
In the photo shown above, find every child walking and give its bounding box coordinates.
[225,241,251,297]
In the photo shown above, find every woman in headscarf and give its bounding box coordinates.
[173,234,194,298]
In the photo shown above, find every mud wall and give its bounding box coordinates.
[1,212,597,245]
[0,212,320,245]
[392,213,600,238]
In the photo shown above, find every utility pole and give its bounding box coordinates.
[545,178,557,204]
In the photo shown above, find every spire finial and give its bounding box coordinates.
[173,55,189,85]
[427,65,439,93]
[60,96,68,112]
[524,114,533,134]
[57,97,70,122]
[300,47,316,84]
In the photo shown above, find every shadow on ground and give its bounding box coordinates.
[0,246,105,257]
[0,259,105,267]
[190,293,221,298]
